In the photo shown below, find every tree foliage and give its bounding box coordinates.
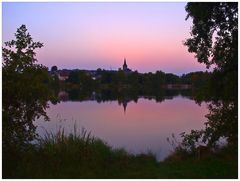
[3,25,52,148]
[184,2,238,72]
[51,65,58,72]
[182,3,238,150]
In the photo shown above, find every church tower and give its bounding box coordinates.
[123,58,128,71]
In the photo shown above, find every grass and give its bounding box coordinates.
[3,127,238,179]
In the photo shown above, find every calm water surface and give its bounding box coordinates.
[36,95,208,160]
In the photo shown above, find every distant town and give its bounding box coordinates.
[49,58,209,91]
[50,58,134,81]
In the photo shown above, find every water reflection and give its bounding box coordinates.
[58,89,195,114]
[36,90,208,161]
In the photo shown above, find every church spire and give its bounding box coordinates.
[123,58,127,70]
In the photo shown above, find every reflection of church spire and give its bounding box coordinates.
[123,101,127,114]
[118,97,131,114]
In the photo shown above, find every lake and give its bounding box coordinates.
[36,94,208,161]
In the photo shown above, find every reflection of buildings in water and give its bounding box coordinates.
[91,91,96,99]
[58,91,69,101]
[163,96,174,100]
[118,98,132,114]
[122,100,127,114]
[164,84,192,90]
[91,91,103,101]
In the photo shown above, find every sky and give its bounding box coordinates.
[2,2,208,75]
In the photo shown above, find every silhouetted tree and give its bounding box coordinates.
[181,71,211,89]
[184,2,237,70]
[67,70,94,90]
[181,2,238,150]
[51,65,58,72]
[165,73,180,84]
[184,2,238,98]
[3,25,52,149]
[67,71,81,84]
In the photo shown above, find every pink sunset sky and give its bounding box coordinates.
[3,2,208,75]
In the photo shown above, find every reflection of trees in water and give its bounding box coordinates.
[60,87,238,148]
[59,79,238,149]
[64,88,193,101]
[56,87,197,114]
[184,75,237,148]
[181,100,237,152]
[205,100,237,146]
[60,88,194,112]
[179,80,237,150]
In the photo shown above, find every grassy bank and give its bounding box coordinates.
[3,129,237,179]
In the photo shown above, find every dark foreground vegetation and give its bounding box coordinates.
[3,129,237,179]
[2,2,238,179]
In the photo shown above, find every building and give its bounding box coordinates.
[57,70,70,81]
[122,58,132,73]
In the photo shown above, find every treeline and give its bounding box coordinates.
[59,69,211,92]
